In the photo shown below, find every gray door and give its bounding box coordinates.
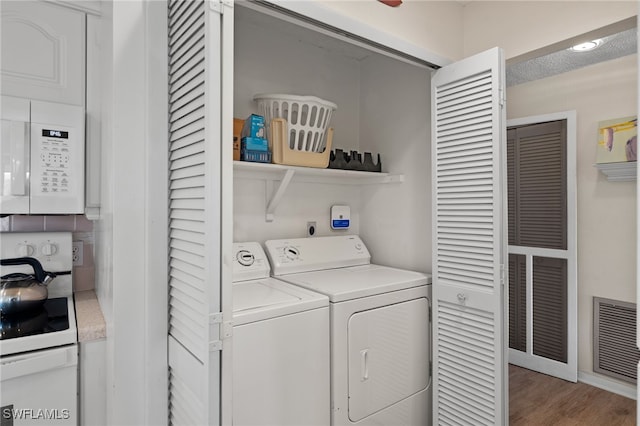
[507,113,577,382]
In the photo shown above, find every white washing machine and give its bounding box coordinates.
[265,235,432,426]
[232,242,330,426]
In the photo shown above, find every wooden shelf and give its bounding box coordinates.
[595,162,637,182]
[233,161,404,221]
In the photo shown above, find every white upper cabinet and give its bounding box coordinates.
[1,0,86,106]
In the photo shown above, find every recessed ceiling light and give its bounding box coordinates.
[569,39,603,52]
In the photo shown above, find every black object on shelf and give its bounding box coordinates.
[345,151,362,171]
[328,149,381,172]
[329,149,349,170]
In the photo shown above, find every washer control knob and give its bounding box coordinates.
[236,250,255,267]
[16,244,35,257]
[283,246,300,261]
[41,243,58,256]
[355,243,363,251]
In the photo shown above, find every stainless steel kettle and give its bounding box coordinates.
[0,257,71,315]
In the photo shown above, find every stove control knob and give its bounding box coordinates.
[236,250,255,267]
[283,246,299,261]
[16,244,35,257]
[41,243,58,256]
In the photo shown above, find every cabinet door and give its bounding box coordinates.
[1,1,85,106]
[431,47,507,425]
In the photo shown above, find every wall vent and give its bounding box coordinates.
[593,297,640,384]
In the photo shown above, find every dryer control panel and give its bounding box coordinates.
[265,235,371,276]
[232,242,271,282]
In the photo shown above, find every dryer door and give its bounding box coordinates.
[347,297,430,422]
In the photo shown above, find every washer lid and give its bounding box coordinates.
[233,277,328,325]
[278,265,432,303]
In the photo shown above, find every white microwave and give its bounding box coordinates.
[1,96,85,214]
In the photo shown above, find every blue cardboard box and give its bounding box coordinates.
[241,136,269,152]
[241,114,266,139]
[241,149,271,163]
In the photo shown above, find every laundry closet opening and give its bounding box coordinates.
[233,3,433,273]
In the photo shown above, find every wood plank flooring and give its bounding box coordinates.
[510,364,636,425]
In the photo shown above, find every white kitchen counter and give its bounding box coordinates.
[74,290,106,342]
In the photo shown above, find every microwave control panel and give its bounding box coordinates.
[35,127,75,195]
[30,100,85,214]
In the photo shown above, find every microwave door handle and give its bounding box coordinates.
[10,121,29,196]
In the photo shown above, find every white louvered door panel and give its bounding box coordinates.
[431,47,507,426]
[167,1,233,425]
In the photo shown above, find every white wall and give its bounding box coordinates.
[234,5,363,152]
[95,1,168,424]
[234,6,364,244]
[93,0,114,420]
[234,180,362,243]
[358,53,432,272]
[318,0,465,62]
[463,1,637,59]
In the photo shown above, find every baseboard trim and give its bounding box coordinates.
[578,371,637,400]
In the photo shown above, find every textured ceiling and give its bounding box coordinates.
[506,27,638,87]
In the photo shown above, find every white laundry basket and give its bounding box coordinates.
[254,94,337,154]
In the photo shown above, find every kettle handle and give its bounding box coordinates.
[1,257,50,283]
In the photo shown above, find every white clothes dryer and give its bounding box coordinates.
[232,242,330,426]
[265,235,433,426]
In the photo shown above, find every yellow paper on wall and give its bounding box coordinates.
[596,116,637,164]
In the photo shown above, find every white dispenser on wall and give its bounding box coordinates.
[1,95,85,214]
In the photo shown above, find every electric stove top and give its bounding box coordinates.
[0,297,70,340]
[0,233,77,357]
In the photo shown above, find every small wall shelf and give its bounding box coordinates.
[233,161,404,221]
[595,162,637,182]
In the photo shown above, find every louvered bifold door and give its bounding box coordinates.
[431,47,507,426]
[507,117,576,383]
[167,1,231,425]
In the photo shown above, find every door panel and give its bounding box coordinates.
[532,257,568,363]
[509,254,526,353]
[347,299,430,422]
[508,121,567,250]
[431,47,507,425]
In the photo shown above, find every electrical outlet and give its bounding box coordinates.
[307,221,317,237]
[72,241,84,267]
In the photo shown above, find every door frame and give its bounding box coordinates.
[506,110,578,382]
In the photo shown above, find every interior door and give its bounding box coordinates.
[506,114,577,383]
[431,47,507,425]
[167,0,234,424]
